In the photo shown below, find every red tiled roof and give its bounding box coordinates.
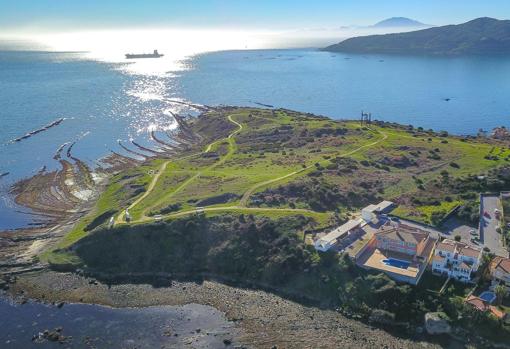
[376,227,428,244]
[490,256,510,275]
[436,241,456,252]
[489,306,506,319]
[466,295,487,312]
[465,296,507,319]
[437,239,481,258]
[458,246,481,258]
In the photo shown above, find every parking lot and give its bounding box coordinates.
[480,194,508,257]
[442,216,478,245]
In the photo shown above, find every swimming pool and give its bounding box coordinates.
[382,258,411,269]
[479,291,497,304]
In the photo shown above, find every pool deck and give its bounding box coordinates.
[359,248,420,278]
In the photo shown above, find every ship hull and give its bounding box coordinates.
[125,54,164,59]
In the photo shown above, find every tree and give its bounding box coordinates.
[494,284,508,306]
[454,235,461,242]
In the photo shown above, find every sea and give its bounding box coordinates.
[1,46,510,230]
[0,296,237,348]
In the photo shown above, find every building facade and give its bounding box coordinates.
[356,223,437,285]
[489,256,510,290]
[375,226,431,261]
[431,239,481,282]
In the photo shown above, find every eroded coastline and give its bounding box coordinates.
[2,105,509,349]
[0,104,203,274]
[5,271,448,349]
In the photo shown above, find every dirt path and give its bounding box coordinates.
[238,129,388,206]
[123,115,385,225]
[136,205,322,223]
[121,114,243,224]
[115,161,170,224]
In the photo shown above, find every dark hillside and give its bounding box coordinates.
[324,17,510,55]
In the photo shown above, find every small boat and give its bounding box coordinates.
[125,50,164,59]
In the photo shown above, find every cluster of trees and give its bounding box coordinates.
[238,125,293,153]
[409,166,510,226]
[149,203,182,216]
[84,209,117,232]
[72,212,510,341]
[76,214,323,287]
[456,201,480,225]
[307,126,348,138]
[251,177,380,212]
[448,166,510,194]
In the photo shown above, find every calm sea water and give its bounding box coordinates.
[0,297,237,348]
[179,49,510,133]
[1,48,510,229]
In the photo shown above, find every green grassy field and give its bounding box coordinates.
[44,107,510,263]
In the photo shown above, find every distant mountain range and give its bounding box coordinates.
[324,17,510,55]
[372,17,429,28]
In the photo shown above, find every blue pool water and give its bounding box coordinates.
[479,291,497,304]
[382,258,411,269]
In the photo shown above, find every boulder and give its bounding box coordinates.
[369,309,395,325]
[425,312,451,335]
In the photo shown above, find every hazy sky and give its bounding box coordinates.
[1,0,509,32]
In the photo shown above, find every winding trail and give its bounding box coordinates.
[119,112,387,225]
[137,205,322,223]
[115,161,170,224]
[118,114,243,224]
[238,129,388,206]
[141,114,243,216]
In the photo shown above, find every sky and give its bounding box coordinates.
[1,0,509,33]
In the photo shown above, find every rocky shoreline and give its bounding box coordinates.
[4,270,457,349]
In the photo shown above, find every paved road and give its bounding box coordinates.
[480,194,508,257]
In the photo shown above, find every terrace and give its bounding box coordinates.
[355,223,437,285]
[359,248,421,279]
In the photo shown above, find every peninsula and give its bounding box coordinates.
[3,106,510,347]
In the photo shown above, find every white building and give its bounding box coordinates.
[431,239,482,282]
[361,200,395,223]
[314,219,362,252]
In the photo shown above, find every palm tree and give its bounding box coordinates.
[494,284,508,306]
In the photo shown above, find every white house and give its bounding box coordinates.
[431,239,482,282]
[314,219,362,252]
[361,200,395,223]
[361,204,380,223]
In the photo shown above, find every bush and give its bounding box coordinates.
[431,210,447,225]
[84,210,117,231]
[157,203,182,215]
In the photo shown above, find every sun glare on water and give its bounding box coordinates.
[33,28,273,76]
[10,27,353,136]
[20,28,275,135]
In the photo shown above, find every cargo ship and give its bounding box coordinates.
[125,50,164,59]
